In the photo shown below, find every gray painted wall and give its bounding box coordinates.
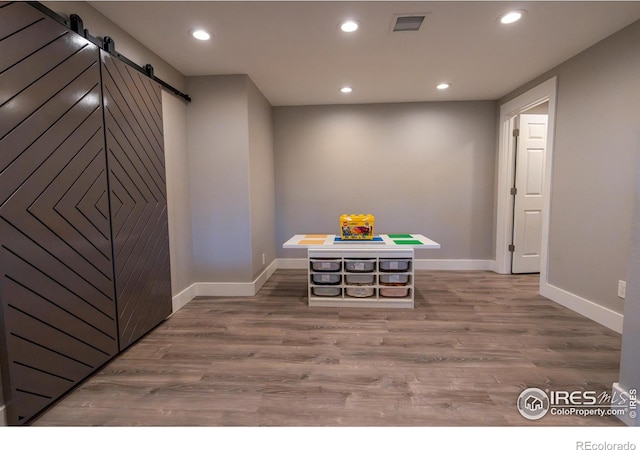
[187,75,252,282]
[248,81,277,279]
[163,91,195,296]
[501,19,640,315]
[187,75,276,282]
[619,149,640,425]
[274,101,497,260]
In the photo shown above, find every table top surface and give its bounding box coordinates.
[282,234,441,249]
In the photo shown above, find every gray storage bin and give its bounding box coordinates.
[310,259,341,272]
[344,259,375,272]
[311,273,341,285]
[346,287,375,298]
[379,259,411,272]
[345,274,375,285]
[312,286,341,297]
[379,273,410,286]
[380,287,410,298]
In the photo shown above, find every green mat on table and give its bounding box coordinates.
[393,239,423,245]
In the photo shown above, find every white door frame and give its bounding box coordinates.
[494,77,557,284]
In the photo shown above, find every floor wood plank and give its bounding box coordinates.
[33,270,623,426]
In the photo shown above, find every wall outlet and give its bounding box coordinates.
[618,280,626,299]
[262,253,266,265]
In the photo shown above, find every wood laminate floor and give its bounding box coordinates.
[33,270,623,426]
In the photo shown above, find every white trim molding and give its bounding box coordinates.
[611,382,638,426]
[413,259,493,271]
[195,259,279,297]
[277,258,307,269]
[495,76,558,276]
[0,404,6,426]
[540,282,623,333]
[196,281,256,297]
[170,260,279,308]
[254,259,279,291]
[171,283,198,314]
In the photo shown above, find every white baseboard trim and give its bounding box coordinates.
[277,258,307,269]
[0,404,6,426]
[196,281,255,297]
[253,259,279,293]
[611,382,637,426]
[171,283,198,314]
[540,282,623,333]
[413,259,494,270]
[195,259,279,297]
[276,258,494,271]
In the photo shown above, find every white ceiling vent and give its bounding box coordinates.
[392,14,426,32]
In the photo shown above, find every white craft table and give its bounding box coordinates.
[283,234,440,308]
[282,233,440,249]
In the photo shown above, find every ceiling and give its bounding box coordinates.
[88,1,640,106]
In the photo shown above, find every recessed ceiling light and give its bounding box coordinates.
[341,86,353,93]
[190,29,211,41]
[340,20,359,32]
[437,83,450,90]
[499,10,525,24]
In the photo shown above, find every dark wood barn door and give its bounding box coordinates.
[100,51,172,351]
[0,2,118,424]
[0,2,173,424]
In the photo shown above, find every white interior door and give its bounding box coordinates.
[512,114,548,274]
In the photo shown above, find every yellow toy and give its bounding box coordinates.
[340,214,375,240]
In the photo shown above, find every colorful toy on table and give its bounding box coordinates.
[340,214,375,240]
